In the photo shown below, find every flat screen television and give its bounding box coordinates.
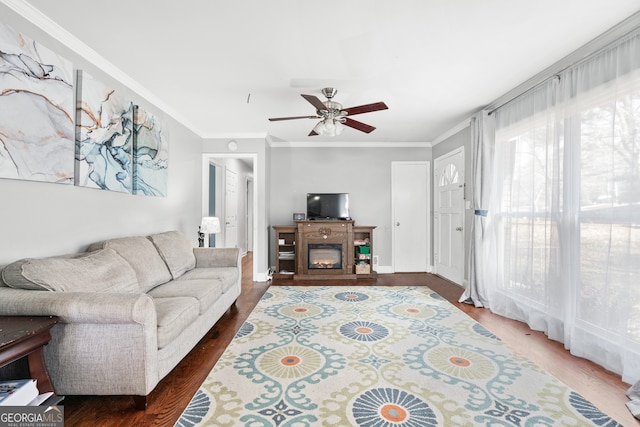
[306,193,350,220]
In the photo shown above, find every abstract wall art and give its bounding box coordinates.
[133,105,168,197]
[0,21,74,184]
[75,70,133,192]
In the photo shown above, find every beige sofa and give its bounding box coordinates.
[0,230,241,408]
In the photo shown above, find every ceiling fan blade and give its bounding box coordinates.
[301,94,328,111]
[308,129,319,136]
[269,115,319,121]
[344,117,376,133]
[342,102,388,116]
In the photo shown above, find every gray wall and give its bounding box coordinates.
[0,5,203,265]
[268,145,431,269]
[432,125,472,284]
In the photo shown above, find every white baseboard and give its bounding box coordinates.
[255,271,270,282]
[255,265,440,280]
[375,265,435,274]
[375,266,394,274]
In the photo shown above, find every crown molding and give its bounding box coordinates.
[431,118,472,146]
[267,140,431,149]
[1,0,205,137]
[485,10,640,113]
[203,132,268,140]
[432,10,640,145]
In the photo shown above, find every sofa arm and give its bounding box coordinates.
[0,287,156,325]
[193,247,240,268]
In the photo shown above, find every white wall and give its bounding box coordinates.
[0,5,203,265]
[268,145,431,269]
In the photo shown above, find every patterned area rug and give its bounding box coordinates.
[175,286,620,426]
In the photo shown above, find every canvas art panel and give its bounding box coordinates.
[0,21,74,184]
[75,70,133,192]
[133,105,168,197]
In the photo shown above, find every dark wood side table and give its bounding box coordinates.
[0,316,59,398]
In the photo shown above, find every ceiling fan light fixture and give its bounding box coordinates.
[313,120,326,135]
[269,87,388,136]
[312,118,344,137]
[324,119,335,133]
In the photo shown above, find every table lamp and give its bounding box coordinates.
[198,217,221,247]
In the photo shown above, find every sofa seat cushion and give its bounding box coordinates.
[88,236,171,293]
[148,231,196,279]
[147,279,223,315]
[180,267,238,293]
[154,297,199,349]
[1,249,139,293]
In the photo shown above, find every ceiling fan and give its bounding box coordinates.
[268,88,388,136]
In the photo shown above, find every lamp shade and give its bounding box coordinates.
[200,217,221,234]
[313,120,325,135]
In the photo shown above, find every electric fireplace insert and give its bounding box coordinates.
[308,243,342,269]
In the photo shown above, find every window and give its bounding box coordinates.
[485,31,640,384]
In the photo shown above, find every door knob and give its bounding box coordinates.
[396,222,400,226]
[456,227,463,231]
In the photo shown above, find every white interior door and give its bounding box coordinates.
[246,177,254,251]
[434,148,465,284]
[225,168,238,248]
[392,161,430,272]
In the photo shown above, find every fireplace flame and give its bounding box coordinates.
[309,247,342,269]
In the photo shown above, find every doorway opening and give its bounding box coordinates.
[203,154,258,280]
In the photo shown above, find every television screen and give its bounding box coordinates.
[306,193,350,220]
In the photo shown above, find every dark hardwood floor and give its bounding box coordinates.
[62,254,638,426]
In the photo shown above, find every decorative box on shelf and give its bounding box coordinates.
[355,262,370,274]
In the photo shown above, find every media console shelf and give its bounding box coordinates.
[353,225,376,277]
[272,222,376,281]
[273,226,296,280]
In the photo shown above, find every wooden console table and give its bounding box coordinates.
[0,316,59,398]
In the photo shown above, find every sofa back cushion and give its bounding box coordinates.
[88,236,171,292]
[1,249,139,293]
[148,230,196,279]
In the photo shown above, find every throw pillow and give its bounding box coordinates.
[148,230,196,279]
[1,249,139,293]
[87,235,172,292]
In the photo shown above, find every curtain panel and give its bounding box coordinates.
[479,29,640,385]
[460,110,494,308]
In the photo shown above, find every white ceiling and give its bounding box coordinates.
[20,0,640,144]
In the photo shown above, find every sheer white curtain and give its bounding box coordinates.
[560,31,640,385]
[487,78,566,337]
[483,29,640,385]
[460,110,494,308]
